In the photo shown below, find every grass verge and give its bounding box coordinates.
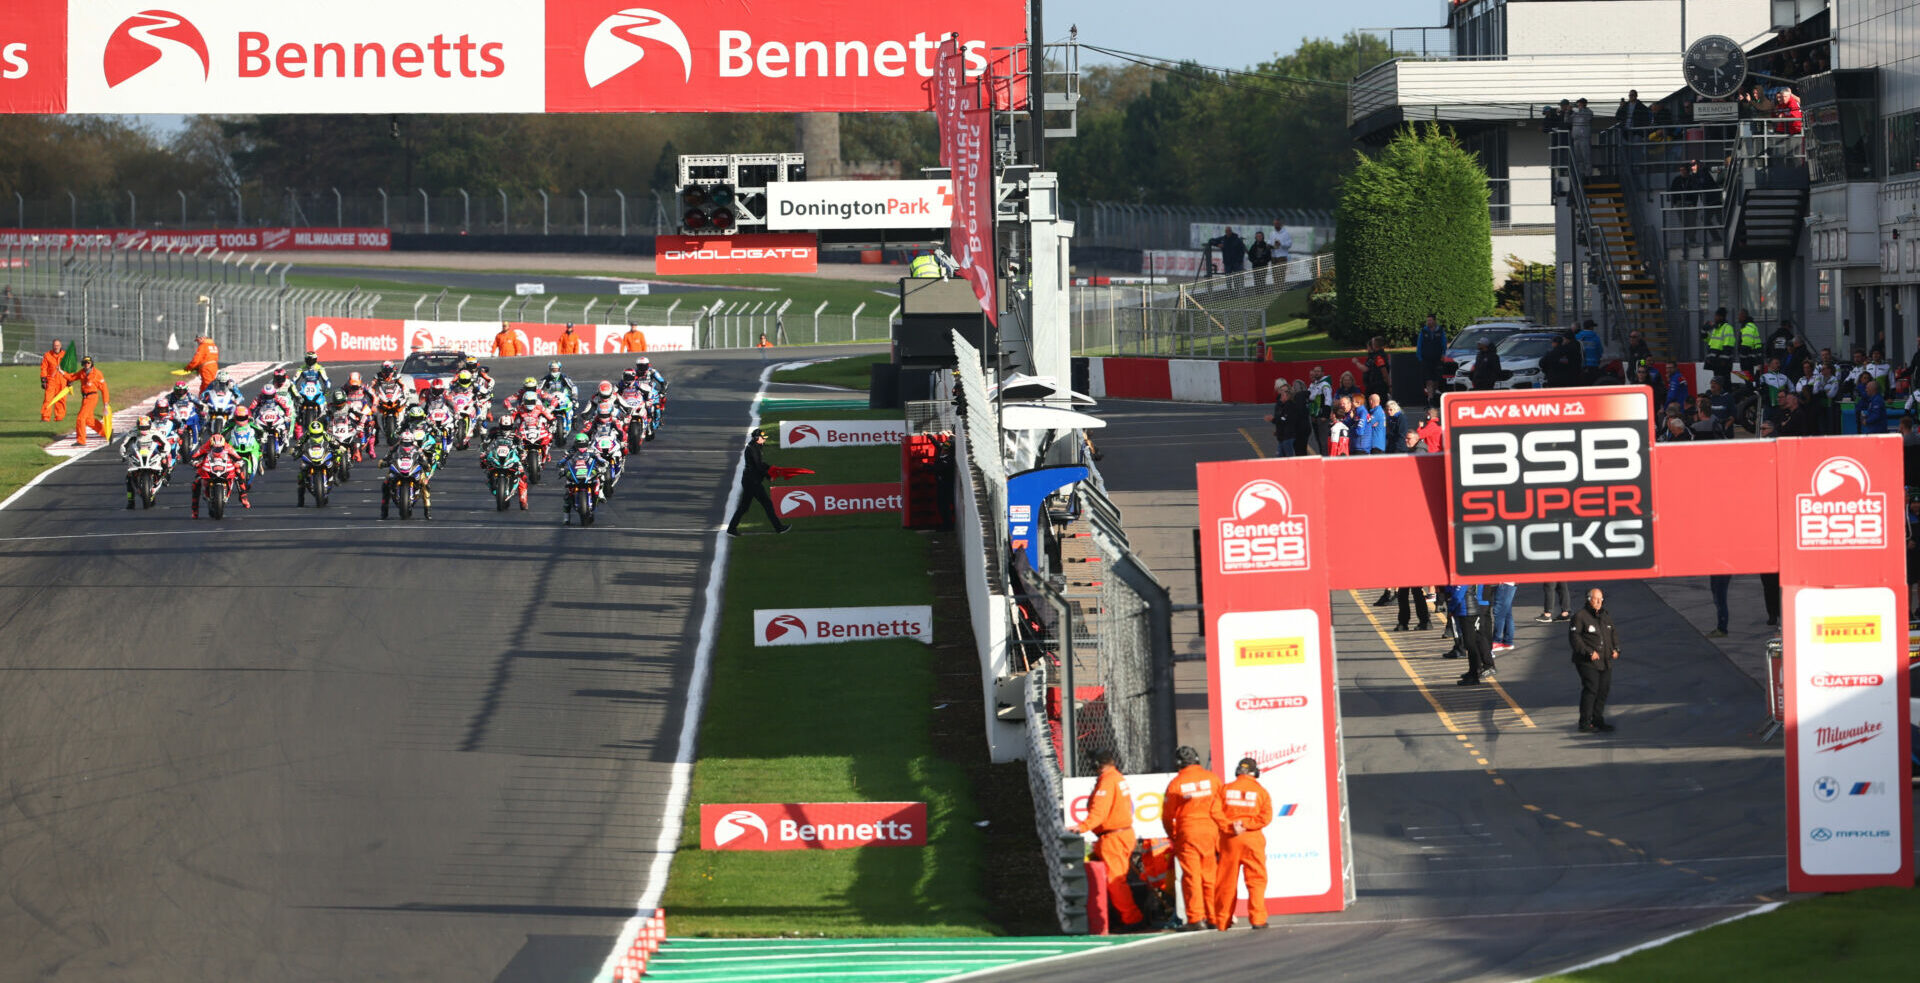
[661,406,996,937]
[0,361,183,501]
[1538,888,1920,982]
[771,354,886,391]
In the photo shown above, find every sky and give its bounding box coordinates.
[1046,0,1443,70]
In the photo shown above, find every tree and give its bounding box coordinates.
[1333,124,1491,346]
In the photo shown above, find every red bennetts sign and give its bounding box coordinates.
[774,483,903,519]
[0,227,390,251]
[655,233,817,275]
[699,802,927,851]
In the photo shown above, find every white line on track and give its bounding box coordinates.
[1518,902,1784,981]
[594,360,797,983]
[0,524,713,544]
[928,936,1182,982]
[1240,901,1772,930]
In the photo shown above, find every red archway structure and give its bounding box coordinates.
[1197,386,1913,916]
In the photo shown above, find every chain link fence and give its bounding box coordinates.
[2,244,369,364]
[9,188,675,238]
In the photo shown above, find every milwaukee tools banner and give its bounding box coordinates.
[0,1,1028,114]
[655,233,817,275]
[305,317,695,361]
[773,483,904,519]
[0,227,390,251]
[933,38,997,324]
[700,802,928,851]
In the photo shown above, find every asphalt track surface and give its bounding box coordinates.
[289,265,733,297]
[978,400,1842,983]
[0,347,841,982]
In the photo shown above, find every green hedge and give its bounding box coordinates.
[1333,124,1493,347]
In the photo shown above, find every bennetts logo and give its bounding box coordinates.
[763,614,808,643]
[584,8,693,88]
[710,809,767,847]
[1218,479,1309,574]
[105,10,209,88]
[1796,456,1887,550]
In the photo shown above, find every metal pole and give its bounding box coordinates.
[459,188,470,233]
[418,189,430,235]
[15,191,22,228]
[1060,596,1076,778]
[178,189,187,228]
[1029,0,1045,170]
[615,190,627,237]
[579,189,590,236]
[813,300,827,343]
[539,190,549,236]
[128,190,136,228]
[68,190,77,227]
[378,188,388,228]
[333,187,343,226]
[500,188,510,234]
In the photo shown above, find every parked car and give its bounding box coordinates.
[1440,320,1532,383]
[1449,330,1628,390]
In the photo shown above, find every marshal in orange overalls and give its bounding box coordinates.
[1072,762,1145,927]
[493,326,526,357]
[558,328,586,354]
[66,360,110,446]
[184,335,220,391]
[1163,763,1228,928]
[621,327,648,352]
[1212,772,1274,930]
[38,342,67,421]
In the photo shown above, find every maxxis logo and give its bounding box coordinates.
[764,614,807,643]
[778,490,816,515]
[104,10,209,89]
[711,809,767,847]
[584,8,692,88]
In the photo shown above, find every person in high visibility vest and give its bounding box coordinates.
[39,339,68,421]
[493,322,526,357]
[1070,748,1146,931]
[622,324,648,353]
[66,355,111,446]
[1163,745,1228,931]
[557,323,586,355]
[909,252,943,278]
[185,332,220,392]
[1212,757,1273,931]
[1705,306,1735,383]
[1736,308,1763,374]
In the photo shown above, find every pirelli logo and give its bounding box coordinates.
[1235,637,1304,667]
[1811,616,1881,644]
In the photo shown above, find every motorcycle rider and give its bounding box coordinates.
[374,360,399,383]
[299,350,332,388]
[380,431,433,520]
[559,432,603,523]
[254,382,296,421]
[480,417,531,510]
[190,432,250,517]
[121,417,168,509]
[540,361,578,401]
[635,356,666,392]
[585,379,624,421]
[223,404,266,477]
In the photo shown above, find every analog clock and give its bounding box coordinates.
[1683,34,1748,100]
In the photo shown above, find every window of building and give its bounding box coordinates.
[1818,268,1832,309]
[1887,111,1920,178]
[1451,0,1507,59]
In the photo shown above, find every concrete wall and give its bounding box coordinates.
[1507,0,1775,57]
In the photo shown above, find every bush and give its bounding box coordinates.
[1334,124,1493,346]
[1308,291,1338,337]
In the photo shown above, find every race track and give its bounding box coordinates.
[0,348,818,981]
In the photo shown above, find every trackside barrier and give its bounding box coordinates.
[609,908,667,983]
[1088,355,1717,405]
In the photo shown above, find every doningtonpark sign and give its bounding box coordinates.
[0,1,1030,114]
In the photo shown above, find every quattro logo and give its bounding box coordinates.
[1218,479,1309,574]
[583,8,692,87]
[1811,673,1884,688]
[104,9,209,88]
[1795,457,1887,550]
[1234,695,1308,711]
[1233,637,1304,667]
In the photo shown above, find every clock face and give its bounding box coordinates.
[1684,35,1748,100]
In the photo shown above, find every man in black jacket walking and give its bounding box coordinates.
[1569,588,1621,732]
[727,427,793,536]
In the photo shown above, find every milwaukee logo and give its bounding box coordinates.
[1815,721,1883,753]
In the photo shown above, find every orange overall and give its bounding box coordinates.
[1212,775,1273,929]
[1072,764,1144,926]
[185,337,220,391]
[1163,764,1228,927]
[38,346,67,421]
[493,328,525,357]
[622,328,649,353]
[66,365,110,445]
[558,331,586,354]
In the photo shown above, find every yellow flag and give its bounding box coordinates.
[48,385,72,404]
[170,369,192,376]
[102,404,114,440]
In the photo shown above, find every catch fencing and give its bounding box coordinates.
[1069,253,1333,358]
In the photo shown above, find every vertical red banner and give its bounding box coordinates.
[0,0,65,114]
[1773,435,1913,893]
[934,38,997,324]
[1196,458,1349,915]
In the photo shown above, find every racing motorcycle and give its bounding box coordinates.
[126,436,171,509]
[564,453,599,526]
[169,399,202,449]
[386,443,430,520]
[202,387,240,434]
[591,423,625,490]
[298,438,335,507]
[617,387,651,452]
[448,389,479,451]
[545,388,576,436]
[483,437,527,511]
[516,415,552,485]
[293,377,329,430]
[326,415,360,482]
[198,453,240,521]
[255,401,291,470]
[373,379,410,447]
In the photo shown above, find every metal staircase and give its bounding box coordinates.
[1723,138,1810,261]
[1573,176,1671,358]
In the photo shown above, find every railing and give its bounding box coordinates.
[1068,201,1332,254]
[6,188,678,237]
[1069,254,1332,358]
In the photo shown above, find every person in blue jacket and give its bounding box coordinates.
[1447,584,1495,685]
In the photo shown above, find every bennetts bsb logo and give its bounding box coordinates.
[1218,479,1309,574]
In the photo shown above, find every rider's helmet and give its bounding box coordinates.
[327,388,347,407]
[548,361,564,377]
[456,370,472,386]
[462,357,479,372]
[155,396,171,411]
[597,380,614,396]
[522,392,541,408]
[346,371,363,388]
[137,416,153,432]
[621,369,638,383]
[215,369,233,386]
[523,376,538,389]
[378,360,396,376]
[500,413,516,429]
[303,351,319,367]
[260,384,277,398]
[635,356,651,369]
[307,421,326,438]
[208,433,227,450]
[232,405,251,422]
[595,403,614,419]
[171,381,190,398]
[573,432,590,449]
[272,368,290,384]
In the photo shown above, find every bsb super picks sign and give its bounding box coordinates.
[1443,386,1655,580]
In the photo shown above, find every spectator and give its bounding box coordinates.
[1666,363,1690,408]
[1335,371,1362,403]
[1351,394,1376,454]
[1858,378,1887,432]
[1290,380,1314,456]
[1776,389,1813,437]
[1210,228,1247,274]
[1395,584,1432,631]
[1575,320,1603,378]
[1415,314,1448,392]
[1414,409,1442,452]
[1453,585,1495,686]
[1383,399,1406,454]
[1616,89,1652,127]
[1269,223,1293,280]
[1569,587,1621,733]
[1739,356,1791,431]
[1327,397,1352,456]
[1706,377,1736,427]
[1353,337,1392,399]
[1264,380,1296,458]
[1660,414,1696,442]
[1690,401,1727,440]
[1469,339,1502,390]
[1536,581,1571,623]
[1568,97,1595,176]
[1491,580,1517,654]
[1863,348,1892,392]
[1541,333,1581,388]
[1364,394,1388,454]
[1766,320,1795,366]
[1542,100,1568,134]
[1247,232,1273,286]
[1707,574,1733,637]
[1309,369,1334,453]
[1625,329,1654,379]
[1785,333,1812,377]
